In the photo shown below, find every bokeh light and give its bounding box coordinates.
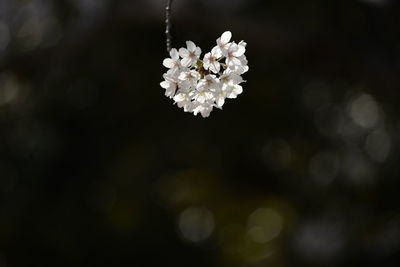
[246,208,283,244]
[349,93,380,129]
[178,206,215,243]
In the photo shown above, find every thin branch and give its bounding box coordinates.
[165,0,174,53]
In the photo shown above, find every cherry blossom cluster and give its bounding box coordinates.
[160,31,248,118]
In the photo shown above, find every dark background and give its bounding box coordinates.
[1,0,400,266]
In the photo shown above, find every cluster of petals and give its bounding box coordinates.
[160,31,248,118]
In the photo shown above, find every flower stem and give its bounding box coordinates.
[165,0,174,53]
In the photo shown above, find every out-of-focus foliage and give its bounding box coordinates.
[1,0,400,266]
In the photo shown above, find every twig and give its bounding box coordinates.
[165,0,174,53]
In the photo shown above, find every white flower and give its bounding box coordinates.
[160,73,178,98]
[216,31,232,54]
[238,55,249,73]
[160,31,248,118]
[238,40,247,49]
[197,75,220,92]
[178,70,200,88]
[192,86,215,104]
[173,87,193,112]
[214,89,227,109]
[224,83,243,99]
[228,63,248,75]
[192,101,214,118]
[220,70,243,99]
[203,47,222,74]
[225,42,246,67]
[220,70,243,86]
[162,48,181,74]
[179,41,202,67]
[224,40,248,74]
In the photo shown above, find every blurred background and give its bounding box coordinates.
[1,0,400,266]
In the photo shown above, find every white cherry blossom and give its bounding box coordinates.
[192,101,214,118]
[203,47,222,74]
[214,89,227,109]
[173,87,193,112]
[238,40,247,49]
[179,41,201,67]
[225,42,246,67]
[224,83,243,99]
[220,70,243,99]
[192,86,215,104]
[220,70,243,87]
[216,31,232,54]
[162,48,181,74]
[197,75,220,92]
[160,73,178,98]
[178,70,200,88]
[160,31,248,118]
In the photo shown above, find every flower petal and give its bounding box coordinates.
[233,85,243,95]
[238,40,247,48]
[160,81,169,88]
[227,57,242,67]
[173,93,186,102]
[233,45,245,57]
[181,57,192,67]
[230,74,243,84]
[227,85,243,98]
[211,61,220,73]
[216,96,225,108]
[163,58,175,68]
[170,48,179,60]
[227,43,239,53]
[195,47,202,57]
[212,46,222,58]
[186,41,196,51]
[165,86,176,98]
[221,31,232,44]
[179,48,189,58]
